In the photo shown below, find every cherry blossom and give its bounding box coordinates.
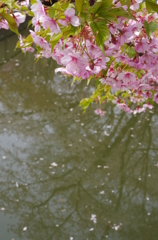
[59,8,80,27]
[42,16,60,35]
[31,0,45,21]
[11,0,158,114]
[135,39,150,53]
[13,12,26,27]
[0,19,9,30]
[30,30,50,49]
[153,93,158,104]
[19,35,34,53]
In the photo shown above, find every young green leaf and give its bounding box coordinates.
[143,20,157,38]
[101,0,113,8]
[75,0,83,13]
[1,0,13,9]
[90,2,102,14]
[126,46,136,58]
[120,0,131,9]
[145,0,158,12]
[91,21,110,46]
[79,98,91,111]
[1,11,19,35]
[109,7,134,19]
[50,32,62,52]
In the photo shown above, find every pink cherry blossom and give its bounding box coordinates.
[133,106,146,114]
[135,39,149,53]
[95,109,105,116]
[31,0,45,22]
[117,103,133,114]
[13,12,26,27]
[153,93,158,104]
[19,35,34,53]
[59,8,80,27]
[118,29,133,46]
[30,30,50,49]
[59,52,89,78]
[117,72,136,83]
[42,16,60,35]
[32,17,41,32]
[17,1,158,114]
[0,19,9,30]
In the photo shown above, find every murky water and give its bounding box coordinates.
[0,29,158,240]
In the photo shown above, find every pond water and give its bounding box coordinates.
[0,29,158,240]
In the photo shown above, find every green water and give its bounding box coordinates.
[0,30,158,240]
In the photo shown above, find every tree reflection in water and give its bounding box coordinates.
[0,32,158,240]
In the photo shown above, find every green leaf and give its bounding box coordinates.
[96,9,117,22]
[104,85,111,96]
[1,11,19,35]
[27,10,34,17]
[62,25,80,39]
[95,79,100,88]
[116,0,134,18]
[75,0,83,13]
[126,46,136,58]
[16,40,21,48]
[79,98,91,111]
[30,0,36,5]
[21,6,29,10]
[24,34,33,43]
[0,0,14,8]
[71,76,81,86]
[60,1,69,10]
[102,0,113,8]
[16,34,33,49]
[87,76,93,85]
[27,19,32,28]
[91,0,112,15]
[109,7,134,19]
[143,20,157,38]
[50,33,62,52]
[145,0,158,12]
[138,1,146,11]
[120,0,131,9]
[95,2,116,21]
[90,21,110,46]
[90,2,103,13]
[21,35,33,48]
[48,8,56,18]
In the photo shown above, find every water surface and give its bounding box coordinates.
[0,30,158,240]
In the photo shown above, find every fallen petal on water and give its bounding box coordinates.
[89,228,94,231]
[100,191,105,194]
[104,131,109,136]
[51,162,58,167]
[114,225,120,231]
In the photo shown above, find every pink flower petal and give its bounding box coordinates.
[65,8,75,18]
[70,16,80,27]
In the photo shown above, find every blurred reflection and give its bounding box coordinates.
[0,31,158,240]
